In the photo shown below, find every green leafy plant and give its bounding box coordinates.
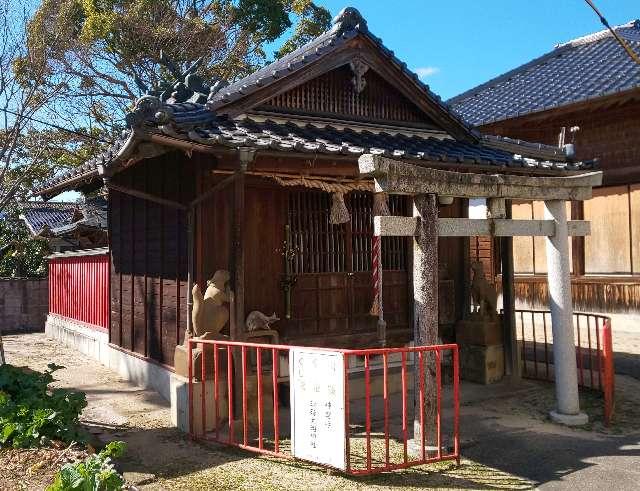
[48,441,127,491]
[0,363,87,447]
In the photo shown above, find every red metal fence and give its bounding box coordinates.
[515,310,615,424]
[188,339,460,475]
[48,252,110,330]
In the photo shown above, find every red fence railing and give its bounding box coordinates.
[515,310,615,425]
[188,339,460,475]
[48,251,109,330]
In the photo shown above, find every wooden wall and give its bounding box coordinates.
[108,150,470,365]
[481,95,640,186]
[109,151,198,366]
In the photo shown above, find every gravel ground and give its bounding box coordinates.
[0,444,89,491]
[3,332,640,490]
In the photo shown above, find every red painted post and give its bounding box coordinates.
[383,352,390,469]
[272,348,279,453]
[418,350,425,461]
[435,349,442,460]
[364,354,371,472]
[257,347,264,450]
[602,320,615,426]
[241,346,248,446]
[343,352,351,474]
[227,345,234,444]
[214,343,220,440]
[595,316,602,390]
[401,351,408,464]
[453,345,460,465]
[201,342,207,436]
[576,315,584,386]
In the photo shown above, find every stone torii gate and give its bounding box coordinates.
[359,154,603,436]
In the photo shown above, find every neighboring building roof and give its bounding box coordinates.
[46,246,109,259]
[33,7,597,198]
[448,20,640,126]
[19,197,108,237]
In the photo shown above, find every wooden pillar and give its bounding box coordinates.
[232,169,245,340]
[500,200,520,380]
[231,150,251,421]
[412,193,438,447]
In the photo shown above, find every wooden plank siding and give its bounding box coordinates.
[108,150,469,366]
[109,151,196,366]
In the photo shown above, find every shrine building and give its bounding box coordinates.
[35,7,602,426]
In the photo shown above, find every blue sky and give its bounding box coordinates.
[274,0,639,100]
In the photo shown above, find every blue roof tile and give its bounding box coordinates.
[448,20,640,126]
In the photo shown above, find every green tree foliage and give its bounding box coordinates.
[0,363,87,448]
[0,205,49,278]
[20,0,332,133]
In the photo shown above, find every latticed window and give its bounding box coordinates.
[287,191,408,274]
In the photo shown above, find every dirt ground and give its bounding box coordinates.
[3,333,640,490]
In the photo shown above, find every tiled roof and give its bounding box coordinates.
[448,20,640,126]
[158,103,587,170]
[34,99,596,197]
[19,198,107,236]
[207,7,476,141]
[33,7,598,197]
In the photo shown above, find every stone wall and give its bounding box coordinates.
[0,278,48,333]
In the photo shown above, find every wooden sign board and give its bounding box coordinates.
[290,348,346,470]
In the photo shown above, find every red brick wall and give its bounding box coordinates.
[481,97,640,185]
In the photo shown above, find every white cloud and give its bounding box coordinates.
[414,66,440,79]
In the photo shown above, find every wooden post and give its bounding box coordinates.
[231,149,251,422]
[232,169,246,340]
[412,193,438,449]
[500,200,520,380]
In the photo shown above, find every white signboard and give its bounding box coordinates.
[290,348,346,470]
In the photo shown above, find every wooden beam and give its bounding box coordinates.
[373,216,591,237]
[107,182,187,211]
[189,173,237,207]
[567,220,591,237]
[359,154,603,201]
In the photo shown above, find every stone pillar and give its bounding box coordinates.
[412,193,438,447]
[544,200,588,425]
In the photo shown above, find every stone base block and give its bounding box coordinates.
[456,317,503,346]
[174,344,225,380]
[460,344,504,384]
[171,374,228,435]
[170,371,274,435]
[550,410,589,426]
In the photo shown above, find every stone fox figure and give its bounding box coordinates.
[245,311,279,332]
[470,261,497,317]
[191,270,231,339]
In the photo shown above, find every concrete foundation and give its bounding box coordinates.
[550,410,589,427]
[45,314,172,401]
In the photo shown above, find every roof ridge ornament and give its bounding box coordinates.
[331,7,368,34]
